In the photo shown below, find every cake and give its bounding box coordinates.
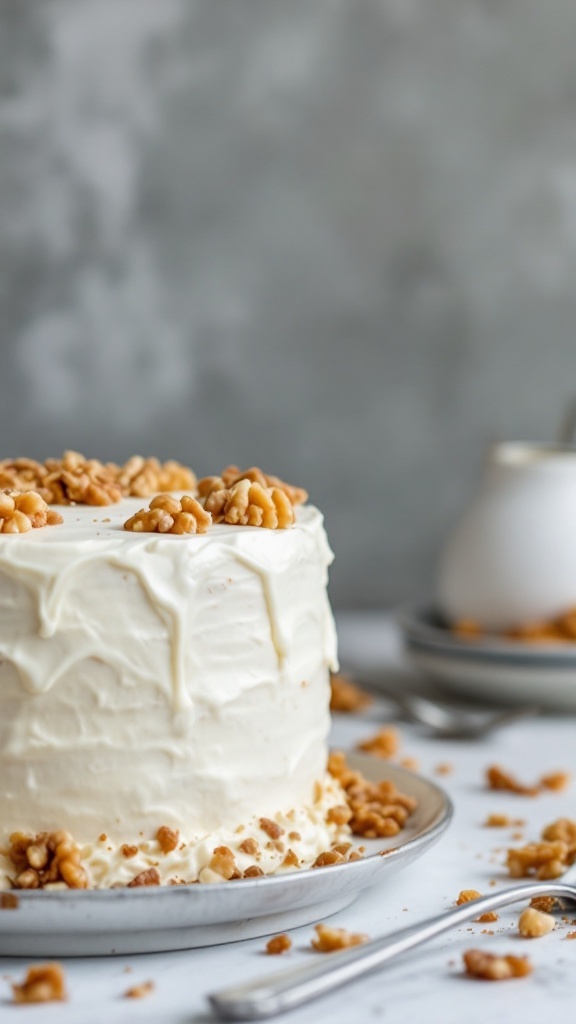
[0,456,351,889]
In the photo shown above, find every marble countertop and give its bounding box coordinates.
[2,611,575,1023]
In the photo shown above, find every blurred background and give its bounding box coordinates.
[2,0,576,608]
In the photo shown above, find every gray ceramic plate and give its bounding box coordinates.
[400,605,576,709]
[0,755,452,957]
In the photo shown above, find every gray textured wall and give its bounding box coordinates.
[2,0,576,607]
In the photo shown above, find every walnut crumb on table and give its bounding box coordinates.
[266,934,292,955]
[506,819,576,879]
[463,949,532,980]
[456,890,499,923]
[357,727,400,759]
[124,981,155,999]
[12,963,67,1004]
[486,765,571,796]
[518,907,555,937]
[311,924,369,952]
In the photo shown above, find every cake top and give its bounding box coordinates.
[0,453,309,536]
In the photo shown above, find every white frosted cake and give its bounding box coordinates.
[0,458,350,889]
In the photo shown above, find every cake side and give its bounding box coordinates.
[0,499,344,888]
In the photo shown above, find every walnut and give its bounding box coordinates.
[266,934,292,954]
[209,846,238,880]
[238,838,259,856]
[542,818,576,845]
[220,465,308,506]
[117,456,196,497]
[124,494,211,535]
[44,451,123,505]
[204,477,294,530]
[455,890,498,923]
[541,772,571,792]
[282,849,299,867]
[8,830,87,890]
[121,845,138,859]
[127,868,161,887]
[312,850,346,868]
[156,826,179,854]
[530,896,559,913]
[357,727,400,759]
[485,765,540,796]
[518,907,555,937]
[506,841,570,879]
[0,490,63,533]
[0,892,19,909]
[259,818,285,840]
[311,923,369,952]
[328,750,417,840]
[243,865,264,878]
[327,805,353,826]
[329,673,373,713]
[12,963,67,1004]
[0,458,51,500]
[124,981,155,999]
[463,949,532,980]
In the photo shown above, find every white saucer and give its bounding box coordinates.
[400,605,576,710]
[0,755,451,957]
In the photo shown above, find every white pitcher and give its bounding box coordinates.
[437,443,576,631]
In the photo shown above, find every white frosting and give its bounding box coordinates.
[0,499,339,887]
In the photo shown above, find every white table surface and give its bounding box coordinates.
[2,611,576,1023]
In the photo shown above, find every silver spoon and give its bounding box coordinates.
[209,881,574,1020]
[350,675,540,738]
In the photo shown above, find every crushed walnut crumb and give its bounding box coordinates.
[0,892,19,909]
[209,846,240,881]
[120,845,138,859]
[124,493,211,535]
[12,963,67,1004]
[156,826,179,854]
[357,727,400,760]
[311,923,369,952]
[328,750,417,839]
[463,949,532,980]
[329,673,373,713]
[518,907,555,938]
[259,818,285,840]
[455,890,498,923]
[124,980,155,999]
[266,934,292,955]
[127,868,161,887]
[506,818,576,879]
[486,765,570,797]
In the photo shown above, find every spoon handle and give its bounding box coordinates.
[209,881,576,1020]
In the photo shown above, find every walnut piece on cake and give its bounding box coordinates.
[117,455,196,497]
[12,963,67,1004]
[44,450,123,505]
[124,494,211,535]
[197,465,307,529]
[8,830,87,890]
[462,949,532,980]
[0,491,63,533]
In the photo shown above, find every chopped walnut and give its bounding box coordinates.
[541,772,571,792]
[434,763,454,776]
[124,981,155,999]
[311,923,369,952]
[328,750,417,839]
[121,845,138,859]
[485,813,516,827]
[238,838,259,856]
[0,490,63,533]
[327,805,353,826]
[486,765,540,796]
[455,890,499,923]
[44,450,123,505]
[463,949,532,980]
[124,493,211,535]
[219,465,308,506]
[243,865,264,878]
[209,846,238,881]
[127,868,161,887]
[518,907,555,937]
[329,673,373,713]
[157,826,179,854]
[8,830,87,890]
[118,456,196,497]
[0,458,51,500]
[12,963,67,1004]
[0,892,19,909]
[530,895,559,913]
[357,727,400,760]
[204,477,294,530]
[282,849,299,867]
[506,818,576,880]
[312,850,347,868]
[259,818,285,840]
[266,934,292,955]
